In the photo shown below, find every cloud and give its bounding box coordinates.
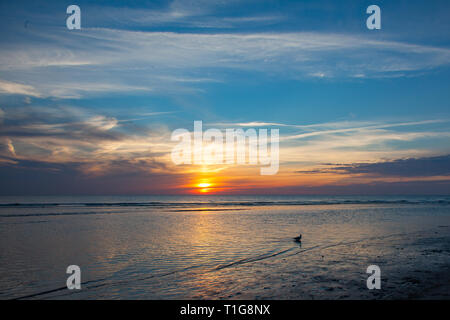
[0,105,176,176]
[301,155,450,178]
[43,82,154,99]
[0,157,185,195]
[281,119,449,141]
[0,80,41,97]
[1,28,449,98]
[86,0,283,29]
[0,138,16,157]
[210,119,450,166]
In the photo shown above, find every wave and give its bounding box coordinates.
[1,199,450,209]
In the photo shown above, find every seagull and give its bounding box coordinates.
[293,234,302,242]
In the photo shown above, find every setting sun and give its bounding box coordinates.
[195,181,213,193]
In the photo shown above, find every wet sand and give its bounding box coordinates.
[186,226,450,300]
[1,196,449,300]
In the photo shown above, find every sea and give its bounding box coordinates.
[1,195,449,299]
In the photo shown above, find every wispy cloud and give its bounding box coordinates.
[279,120,450,166]
[281,119,449,141]
[87,0,283,29]
[1,28,449,98]
[0,80,42,97]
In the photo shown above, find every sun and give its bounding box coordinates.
[195,181,213,193]
[197,183,211,188]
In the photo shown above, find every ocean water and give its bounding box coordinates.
[0,195,449,299]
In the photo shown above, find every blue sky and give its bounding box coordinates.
[0,0,449,195]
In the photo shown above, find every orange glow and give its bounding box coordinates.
[197,181,212,193]
[197,182,211,188]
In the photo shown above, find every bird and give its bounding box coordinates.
[293,234,302,242]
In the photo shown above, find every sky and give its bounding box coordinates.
[0,0,449,195]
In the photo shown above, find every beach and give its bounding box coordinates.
[0,195,449,300]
